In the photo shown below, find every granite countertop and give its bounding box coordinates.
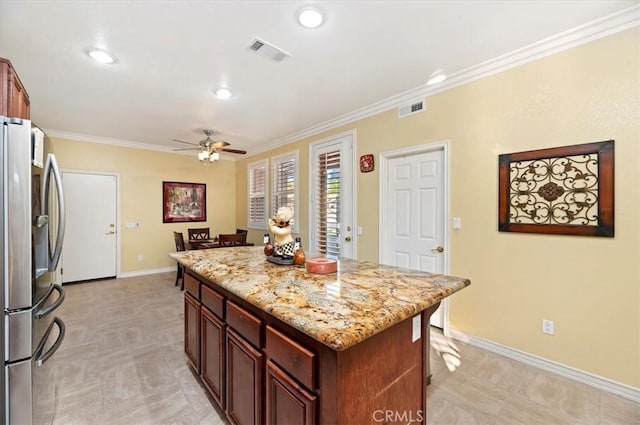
[170,246,470,351]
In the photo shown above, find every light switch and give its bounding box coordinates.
[453,217,462,229]
[357,226,363,236]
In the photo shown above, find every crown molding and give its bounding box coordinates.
[249,5,640,157]
[45,129,177,153]
[45,5,639,158]
[45,129,239,161]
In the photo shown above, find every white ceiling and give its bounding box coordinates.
[0,1,637,157]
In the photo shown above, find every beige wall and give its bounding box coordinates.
[236,28,640,387]
[52,138,237,273]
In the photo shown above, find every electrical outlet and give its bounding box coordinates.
[542,319,554,335]
[137,254,143,262]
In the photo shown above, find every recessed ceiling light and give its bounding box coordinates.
[215,88,232,99]
[297,7,324,29]
[427,73,447,85]
[86,48,117,64]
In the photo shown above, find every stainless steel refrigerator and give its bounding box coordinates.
[1,116,66,425]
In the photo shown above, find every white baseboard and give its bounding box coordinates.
[118,266,175,278]
[448,329,640,403]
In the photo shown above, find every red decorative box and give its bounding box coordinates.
[306,257,337,274]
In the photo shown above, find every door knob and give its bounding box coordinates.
[431,246,444,253]
[345,236,352,242]
[105,231,115,235]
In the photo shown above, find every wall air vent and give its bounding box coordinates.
[397,99,425,118]
[246,37,291,62]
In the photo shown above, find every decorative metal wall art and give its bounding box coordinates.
[498,140,614,236]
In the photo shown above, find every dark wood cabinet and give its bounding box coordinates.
[201,306,225,406]
[184,293,201,372]
[226,328,263,425]
[0,58,30,119]
[266,360,316,425]
[183,270,435,425]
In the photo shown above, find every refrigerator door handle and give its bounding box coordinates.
[34,284,66,320]
[43,153,66,271]
[35,317,66,367]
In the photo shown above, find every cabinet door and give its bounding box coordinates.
[184,293,201,372]
[201,306,225,406]
[9,73,29,119]
[0,60,30,119]
[226,328,263,425]
[266,360,317,425]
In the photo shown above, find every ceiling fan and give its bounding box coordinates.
[172,130,246,164]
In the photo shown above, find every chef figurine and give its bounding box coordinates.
[268,206,295,260]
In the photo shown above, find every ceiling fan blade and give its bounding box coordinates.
[212,140,230,149]
[219,148,247,155]
[172,139,198,146]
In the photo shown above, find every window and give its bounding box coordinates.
[271,150,298,232]
[247,159,268,229]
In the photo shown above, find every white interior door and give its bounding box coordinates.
[309,131,356,259]
[62,172,117,283]
[381,146,447,328]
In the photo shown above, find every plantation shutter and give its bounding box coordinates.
[272,152,298,231]
[248,160,267,229]
[314,149,341,257]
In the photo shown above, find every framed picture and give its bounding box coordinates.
[162,181,206,223]
[498,140,614,237]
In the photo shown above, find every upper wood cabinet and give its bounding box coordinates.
[0,58,30,119]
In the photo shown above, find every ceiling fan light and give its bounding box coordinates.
[210,152,220,161]
[198,151,208,161]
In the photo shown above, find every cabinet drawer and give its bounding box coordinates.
[184,274,200,299]
[201,284,224,318]
[226,301,262,348]
[265,325,316,390]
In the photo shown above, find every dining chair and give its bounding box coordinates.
[173,231,186,290]
[188,227,210,241]
[236,228,248,234]
[218,232,247,247]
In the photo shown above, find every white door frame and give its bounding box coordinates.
[379,140,451,335]
[308,129,357,259]
[61,169,121,278]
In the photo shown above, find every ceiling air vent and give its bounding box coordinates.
[246,37,291,62]
[397,99,425,118]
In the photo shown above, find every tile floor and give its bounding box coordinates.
[50,272,639,424]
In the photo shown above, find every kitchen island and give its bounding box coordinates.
[171,246,470,425]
